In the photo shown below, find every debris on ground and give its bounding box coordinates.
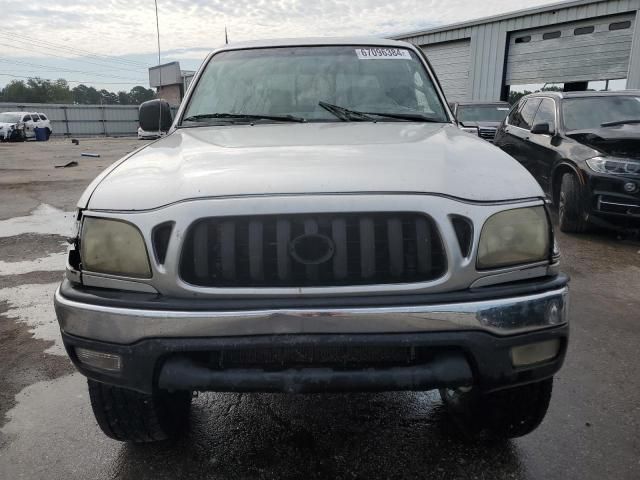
[80,153,100,158]
[55,161,78,168]
[71,139,79,145]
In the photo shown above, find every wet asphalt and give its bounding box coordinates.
[1,139,639,479]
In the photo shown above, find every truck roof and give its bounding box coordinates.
[527,90,640,100]
[219,37,413,50]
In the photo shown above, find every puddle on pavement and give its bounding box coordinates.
[0,250,67,275]
[0,204,74,238]
[0,373,119,479]
[0,282,64,355]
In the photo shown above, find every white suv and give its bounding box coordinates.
[0,112,52,141]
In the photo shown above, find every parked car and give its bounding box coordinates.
[494,91,640,232]
[54,38,569,443]
[451,101,511,142]
[0,111,52,141]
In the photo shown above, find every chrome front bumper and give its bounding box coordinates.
[55,284,569,345]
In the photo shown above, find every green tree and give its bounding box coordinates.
[117,91,131,105]
[509,90,532,105]
[99,89,119,105]
[1,77,154,105]
[128,85,155,105]
[1,80,31,102]
[72,84,101,104]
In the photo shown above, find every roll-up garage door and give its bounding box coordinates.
[422,40,471,102]
[506,13,635,85]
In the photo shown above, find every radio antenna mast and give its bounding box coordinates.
[154,0,162,136]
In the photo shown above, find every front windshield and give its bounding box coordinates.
[562,96,640,130]
[456,105,510,122]
[181,46,448,124]
[0,113,21,123]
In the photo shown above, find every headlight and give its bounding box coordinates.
[81,217,151,278]
[586,156,640,176]
[477,206,550,269]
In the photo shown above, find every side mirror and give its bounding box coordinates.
[139,99,173,132]
[531,122,551,135]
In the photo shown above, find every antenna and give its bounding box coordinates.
[225,26,229,45]
[154,0,162,136]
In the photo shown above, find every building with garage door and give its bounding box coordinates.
[393,0,640,102]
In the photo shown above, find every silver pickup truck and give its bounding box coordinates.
[54,38,569,443]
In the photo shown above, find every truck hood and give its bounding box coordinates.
[83,122,543,211]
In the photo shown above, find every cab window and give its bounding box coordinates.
[511,98,542,130]
[531,99,556,133]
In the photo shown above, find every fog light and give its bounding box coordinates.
[510,339,560,367]
[75,348,122,372]
[623,182,638,193]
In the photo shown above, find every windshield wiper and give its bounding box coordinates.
[600,119,640,127]
[318,101,375,121]
[318,101,442,123]
[182,113,305,124]
[362,111,443,122]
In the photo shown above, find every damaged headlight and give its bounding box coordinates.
[80,217,151,278]
[586,156,640,176]
[477,206,550,269]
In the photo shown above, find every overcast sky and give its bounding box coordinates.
[0,0,564,91]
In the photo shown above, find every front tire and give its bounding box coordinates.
[88,380,191,443]
[558,173,589,233]
[439,378,553,440]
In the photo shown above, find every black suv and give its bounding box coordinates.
[494,91,640,232]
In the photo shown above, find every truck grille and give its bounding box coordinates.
[183,344,448,370]
[180,212,446,287]
[478,127,497,141]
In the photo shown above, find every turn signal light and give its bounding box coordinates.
[76,348,122,372]
[511,339,560,367]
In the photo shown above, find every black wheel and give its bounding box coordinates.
[87,379,191,443]
[558,173,589,233]
[439,378,553,440]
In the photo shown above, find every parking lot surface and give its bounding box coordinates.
[1,138,639,479]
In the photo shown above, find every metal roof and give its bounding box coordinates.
[391,0,623,39]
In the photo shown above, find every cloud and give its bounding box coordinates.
[0,0,562,89]
[2,0,562,56]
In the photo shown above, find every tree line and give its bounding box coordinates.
[0,77,156,105]
[508,85,564,105]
